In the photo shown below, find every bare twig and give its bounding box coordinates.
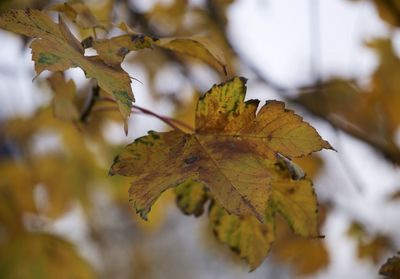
[131,106,180,132]
[98,97,194,132]
[133,108,195,132]
[80,85,100,122]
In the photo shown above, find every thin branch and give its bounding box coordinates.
[98,97,195,132]
[80,85,100,122]
[132,108,194,132]
[167,118,195,132]
[132,105,191,133]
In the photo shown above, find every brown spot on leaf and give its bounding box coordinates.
[287,187,296,194]
[184,156,198,164]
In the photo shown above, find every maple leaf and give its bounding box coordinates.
[90,30,227,74]
[155,37,227,75]
[92,34,154,68]
[380,254,400,278]
[0,9,134,128]
[110,77,331,226]
[175,170,322,270]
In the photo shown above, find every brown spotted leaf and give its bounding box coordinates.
[155,37,227,75]
[380,254,400,278]
[91,27,227,74]
[0,9,133,126]
[92,34,153,68]
[110,77,330,233]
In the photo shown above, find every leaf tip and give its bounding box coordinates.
[136,207,150,221]
[238,76,248,83]
[123,121,129,135]
[108,156,120,176]
[323,140,336,152]
[108,169,115,176]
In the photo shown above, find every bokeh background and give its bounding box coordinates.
[1,0,400,278]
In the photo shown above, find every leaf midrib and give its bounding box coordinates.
[192,134,265,222]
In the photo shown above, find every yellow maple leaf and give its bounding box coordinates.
[380,253,400,279]
[0,9,134,129]
[110,77,331,228]
[90,26,227,75]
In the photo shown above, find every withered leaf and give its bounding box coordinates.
[91,28,227,74]
[110,77,330,230]
[380,254,400,278]
[92,34,153,68]
[155,37,227,75]
[0,9,134,127]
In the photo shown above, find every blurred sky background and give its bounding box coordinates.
[1,0,400,278]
